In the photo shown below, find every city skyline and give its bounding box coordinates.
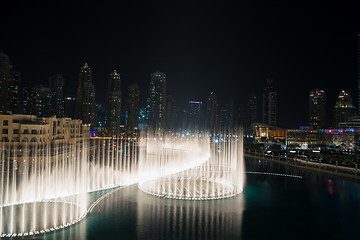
[1,1,360,128]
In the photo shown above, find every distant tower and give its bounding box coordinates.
[206,92,219,133]
[187,101,202,133]
[9,70,20,114]
[335,90,356,127]
[0,52,10,114]
[358,33,360,114]
[106,69,122,136]
[0,52,20,114]
[309,89,326,129]
[77,63,96,128]
[127,83,140,132]
[27,86,53,117]
[148,71,166,135]
[64,96,76,119]
[263,78,277,125]
[49,74,65,117]
[247,92,257,124]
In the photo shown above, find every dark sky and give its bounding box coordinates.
[1,1,359,128]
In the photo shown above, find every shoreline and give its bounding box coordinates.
[244,150,360,182]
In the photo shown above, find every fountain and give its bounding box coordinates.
[0,130,245,237]
[138,131,245,200]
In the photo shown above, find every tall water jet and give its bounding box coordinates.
[138,129,245,200]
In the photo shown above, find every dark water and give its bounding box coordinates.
[42,158,360,240]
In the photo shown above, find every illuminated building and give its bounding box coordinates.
[94,104,107,136]
[0,52,10,114]
[206,92,219,133]
[247,92,257,125]
[309,89,326,129]
[26,86,52,117]
[49,74,65,117]
[76,63,96,129]
[187,101,202,133]
[106,70,122,136]
[0,52,21,114]
[358,32,360,114]
[9,70,20,114]
[148,71,166,135]
[127,83,140,132]
[334,90,356,127]
[0,114,89,144]
[165,95,177,131]
[64,96,76,119]
[263,78,277,125]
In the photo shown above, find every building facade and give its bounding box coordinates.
[49,74,65,118]
[309,89,326,129]
[0,114,89,143]
[26,86,53,117]
[0,52,20,115]
[127,83,140,132]
[334,90,356,127]
[263,78,277,125]
[76,63,96,129]
[106,70,122,136]
[247,92,257,125]
[148,71,166,135]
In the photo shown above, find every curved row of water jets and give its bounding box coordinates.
[0,133,214,237]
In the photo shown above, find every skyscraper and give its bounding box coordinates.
[49,74,65,117]
[358,33,360,114]
[127,83,140,132]
[8,70,20,114]
[165,95,177,131]
[64,96,76,119]
[263,78,277,125]
[247,92,257,124]
[0,52,20,114]
[206,92,219,133]
[187,101,202,133]
[76,63,96,128]
[0,52,10,114]
[106,69,121,136]
[27,86,52,117]
[309,89,326,129]
[334,90,356,127]
[148,71,166,135]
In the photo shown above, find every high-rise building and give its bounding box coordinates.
[165,95,177,132]
[187,101,202,133]
[309,89,326,129]
[76,63,96,129]
[0,52,10,114]
[335,90,356,127]
[9,70,20,114]
[64,97,76,119]
[27,86,53,117]
[358,33,360,114]
[247,92,257,124]
[95,103,107,136]
[263,78,277,125]
[127,83,140,132]
[106,69,121,136]
[0,52,21,114]
[206,92,219,133]
[148,71,166,135]
[49,74,65,117]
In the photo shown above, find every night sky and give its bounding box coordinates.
[1,1,359,128]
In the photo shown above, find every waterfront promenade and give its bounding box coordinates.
[245,149,360,181]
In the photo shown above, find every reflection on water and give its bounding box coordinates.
[43,158,360,240]
[136,187,244,240]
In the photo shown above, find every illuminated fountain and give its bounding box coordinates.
[0,130,244,237]
[138,131,245,200]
